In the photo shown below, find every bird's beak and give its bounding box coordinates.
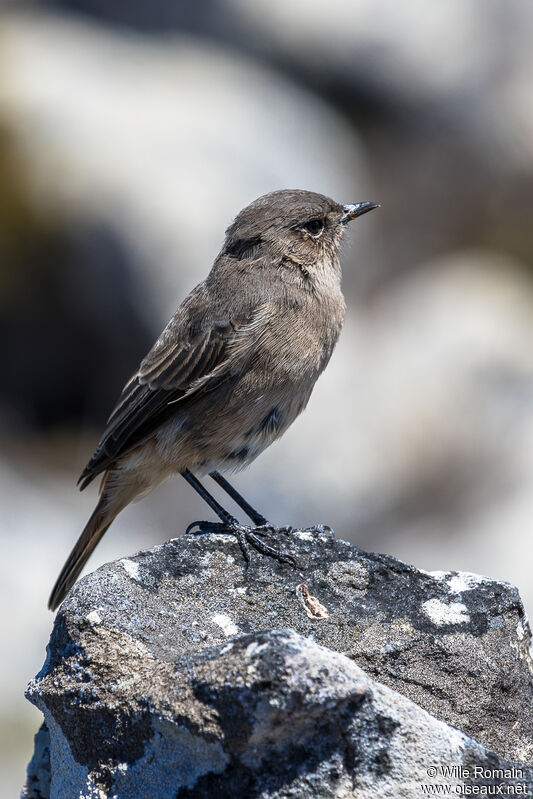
[341,201,381,224]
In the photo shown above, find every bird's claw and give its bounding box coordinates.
[185,519,300,569]
[242,526,299,568]
[185,520,230,536]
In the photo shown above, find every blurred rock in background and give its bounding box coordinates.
[1,3,533,796]
[39,0,533,285]
[0,128,153,431]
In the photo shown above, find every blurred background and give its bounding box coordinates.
[2,0,533,793]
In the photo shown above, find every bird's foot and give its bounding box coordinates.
[185,519,299,569]
[185,520,229,536]
[237,525,299,569]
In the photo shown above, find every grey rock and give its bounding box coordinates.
[21,723,50,799]
[24,527,533,797]
[24,628,533,799]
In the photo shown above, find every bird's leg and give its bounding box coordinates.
[208,473,297,550]
[181,469,297,569]
[209,471,269,526]
[181,470,240,528]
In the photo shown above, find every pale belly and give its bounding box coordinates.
[152,376,313,478]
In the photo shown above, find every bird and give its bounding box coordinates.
[48,189,379,611]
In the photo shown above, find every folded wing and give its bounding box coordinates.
[78,285,269,489]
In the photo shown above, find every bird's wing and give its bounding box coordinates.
[78,288,270,489]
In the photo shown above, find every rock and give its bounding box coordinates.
[24,527,533,797]
[0,129,153,431]
[23,629,533,799]
[22,724,51,799]
[329,252,533,555]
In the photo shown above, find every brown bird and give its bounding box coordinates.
[48,189,379,610]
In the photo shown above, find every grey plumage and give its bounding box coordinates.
[48,189,379,611]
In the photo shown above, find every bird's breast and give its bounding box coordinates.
[154,285,345,474]
[259,289,345,382]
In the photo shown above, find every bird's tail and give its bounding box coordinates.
[48,476,130,611]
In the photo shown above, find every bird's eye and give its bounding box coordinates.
[304,218,324,236]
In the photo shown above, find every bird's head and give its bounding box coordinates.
[222,189,379,272]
